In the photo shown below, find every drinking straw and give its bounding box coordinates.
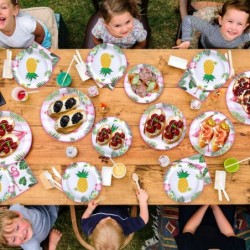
[228,50,235,77]
[109,157,116,166]
[61,57,75,86]
[76,50,84,64]
[27,90,39,94]
[225,156,250,169]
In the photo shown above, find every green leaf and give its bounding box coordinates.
[19,177,27,186]
[19,160,28,170]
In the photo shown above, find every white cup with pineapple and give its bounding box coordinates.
[112,163,126,179]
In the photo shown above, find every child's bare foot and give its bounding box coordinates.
[48,229,62,250]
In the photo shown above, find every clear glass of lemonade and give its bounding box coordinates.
[224,158,239,173]
[112,163,126,178]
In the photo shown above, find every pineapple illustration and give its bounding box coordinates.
[177,170,190,193]
[26,58,39,81]
[0,175,2,192]
[76,170,89,193]
[203,59,216,83]
[100,53,113,76]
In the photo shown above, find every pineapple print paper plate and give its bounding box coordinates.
[189,111,235,157]
[92,117,132,158]
[226,71,250,125]
[164,162,204,203]
[0,167,15,202]
[12,43,56,88]
[86,43,127,89]
[62,162,102,203]
[40,87,95,142]
[188,50,229,91]
[124,64,164,103]
[0,111,32,166]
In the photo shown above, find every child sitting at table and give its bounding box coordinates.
[0,0,51,49]
[92,0,147,48]
[175,205,246,250]
[0,204,62,250]
[81,188,148,249]
[173,0,250,49]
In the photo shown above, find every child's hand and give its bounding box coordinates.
[87,200,98,211]
[136,189,148,204]
[172,41,191,49]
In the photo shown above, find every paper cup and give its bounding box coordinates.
[224,158,239,173]
[112,163,126,178]
[158,155,170,167]
[11,87,28,101]
[56,72,72,87]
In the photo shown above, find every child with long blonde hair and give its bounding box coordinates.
[92,0,147,48]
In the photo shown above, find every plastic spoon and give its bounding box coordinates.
[132,173,141,191]
[52,166,62,179]
[44,171,62,191]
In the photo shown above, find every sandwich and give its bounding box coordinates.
[162,116,184,144]
[48,95,80,118]
[109,128,125,150]
[211,119,230,152]
[144,108,166,138]
[96,124,112,146]
[198,115,216,148]
[54,109,86,134]
[0,134,19,158]
[0,117,14,138]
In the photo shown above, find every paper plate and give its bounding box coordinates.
[188,50,229,91]
[0,111,32,166]
[92,117,132,158]
[189,111,235,157]
[41,88,95,142]
[62,162,102,203]
[12,43,54,88]
[164,162,204,203]
[124,64,164,103]
[86,43,127,88]
[0,167,15,202]
[226,71,250,125]
[139,103,186,150]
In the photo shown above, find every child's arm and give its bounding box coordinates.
[136,189,149,224]
[48,229,62,250]
[133,40,146,49]
[93,35,102,46]
[82,200,98,219]
[210,205,235,236]
[33,22,45,45]
[183,205,209,234]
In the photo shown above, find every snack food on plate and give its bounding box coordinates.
[128,66,159,98]
[54,109,86,134]
[0,117,14,138]
[241,91,250,114]
[48,95,80,118]
[211,119,230,152]
[96,124,112,146]
[0,134,19,157]
[162,116,184,144]
[144,108,166,138]
[198,115,216,148]
[109,128,125,150]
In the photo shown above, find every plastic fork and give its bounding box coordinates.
[43,171,62,191]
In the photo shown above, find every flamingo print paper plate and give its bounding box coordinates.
[86,43,127,89]
[92,117,132,158]
[189,111,235,157]
[62,162,102,203]
[124,64,164,103]
[0,111,32,166]
[41,88,95,142]
[164,162,204,203]
[188,50,230,91]
[226,71,250,125]
[0,167,15,202]
[12,43,59,88]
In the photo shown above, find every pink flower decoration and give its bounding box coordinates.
[189,62,196,69]
[95,183,102,191]
[164,183,170,191]
[8,185,15,193]
[86,104,95,115]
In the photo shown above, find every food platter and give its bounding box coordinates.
[189,111,235,157]
[124,64,164,103]
[62,162,102,203]
[12,43,57,88]
[40,88,95,142]
[164,162,204,203]
[139,103,186,150]
[226,71,250,125]
[92,117,132,158]
[188,50,230,91]
[86,43,127,89]
[0,111,32,166]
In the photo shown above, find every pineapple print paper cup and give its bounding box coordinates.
[62,162,102,203]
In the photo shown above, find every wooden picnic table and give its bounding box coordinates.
[1,48,250,205]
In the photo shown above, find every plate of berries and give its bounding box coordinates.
[0,111,32,166]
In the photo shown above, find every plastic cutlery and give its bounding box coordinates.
[44,171,62,191]
[132,173,141,191]
[52,167,62,179]
[220,182,230,202]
